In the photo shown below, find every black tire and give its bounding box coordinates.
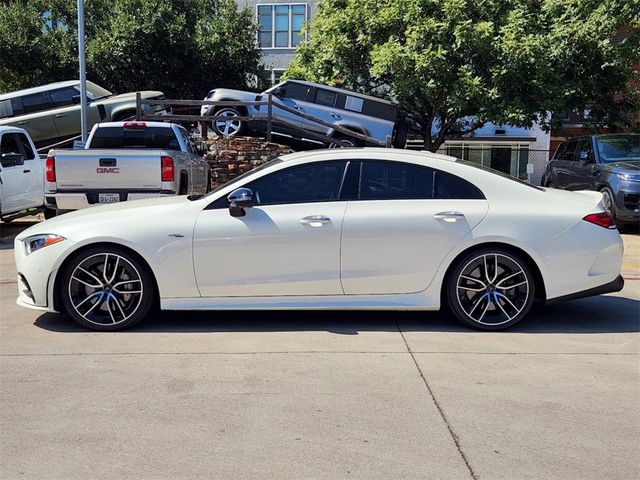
[328,133,361,148]
[211,107,246,137]
[206,170,212,193]
[445,247,536,331]
[545,181,555,188]
[43,208,56,220]
[179,172,188,195]
[59,246,156,331]
[600,187,616,223]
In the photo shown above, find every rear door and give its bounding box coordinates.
[340,160,488,295]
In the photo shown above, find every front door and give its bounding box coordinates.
[0,132,41,213]
[269,82,311,137]
[193,160,348,297]
[340,161,489,294]
[570,137,597,190]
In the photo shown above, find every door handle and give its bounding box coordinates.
[330,113,342,119]
[434,211,465,222]
[55,113,67,118]
[293,106,303,111]
[299,215,331,227]
[17,121,28,125]
[23,169,31,173]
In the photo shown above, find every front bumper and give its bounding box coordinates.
[614,183,640,223]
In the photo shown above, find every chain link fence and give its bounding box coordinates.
[407,140,551,186]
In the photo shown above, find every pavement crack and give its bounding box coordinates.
[395,320,479,480]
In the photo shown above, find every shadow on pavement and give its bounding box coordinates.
[34,293,639,334]
[0,221,39,250]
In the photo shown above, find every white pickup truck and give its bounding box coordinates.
[0,126,52,221]
[45,122,211,213]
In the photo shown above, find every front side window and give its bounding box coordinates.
[246,161,346,205]
[49,87,80,108]
[15,133,35,160]
[257,4,307,48]
[359,161,434,200]
[561,139,579,161]
[277,82,310,101]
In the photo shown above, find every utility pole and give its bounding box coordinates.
[77,0,88,142]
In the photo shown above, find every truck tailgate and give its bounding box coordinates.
[53,149,163,190]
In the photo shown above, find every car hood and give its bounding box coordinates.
[601,161,640,174]
[16,196,193,241]
[98,91,164,103]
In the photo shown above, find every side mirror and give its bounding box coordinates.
[0,152,24,167]
[578,151,591,163]
[274,86,286,98]
[72,95,82,105]
[227,187,254,217]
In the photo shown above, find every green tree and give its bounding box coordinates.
[0,0,264,98]
[286,0,640,151]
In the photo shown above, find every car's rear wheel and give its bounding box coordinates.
[211,107,245,137]
[59,246,155,331]
[446,248,535,330]
[328,133,361,148]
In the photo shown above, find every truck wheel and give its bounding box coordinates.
[44,208,56,220]
[329,133,361,148]
[211,107,245,137]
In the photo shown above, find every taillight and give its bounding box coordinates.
[161,156,174,182]
[45,155,56,182]
[123,122,146,128]
[583,212,616,229]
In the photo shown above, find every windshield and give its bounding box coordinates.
[457,160,544,191]
[86,81,112,100]
[201,158,284,198]
[596,135,640,163]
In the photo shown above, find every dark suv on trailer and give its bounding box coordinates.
[541,134,640,228]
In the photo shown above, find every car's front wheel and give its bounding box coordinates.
[59,246,155,331]
[600,187,616,223]
[446,248,535,330]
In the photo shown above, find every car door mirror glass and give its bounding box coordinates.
[227,188,254,217]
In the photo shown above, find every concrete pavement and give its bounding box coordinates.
[0,220,638,479]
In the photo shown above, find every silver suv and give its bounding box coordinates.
[200,80,407,148]
[0,81,167,149]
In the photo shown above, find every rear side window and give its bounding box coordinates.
[315,89,337,107]
[21,93,51,114]
[434,171,484,199]
[89,126,181,150]
[359,161,434,200]
[246,161,347,205]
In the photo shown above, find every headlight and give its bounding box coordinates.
[23,234,65,255]
[616,173,640,182]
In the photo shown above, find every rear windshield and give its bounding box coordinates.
[89,126,181,150]
[458,160,544,191]
[595,135,640,162]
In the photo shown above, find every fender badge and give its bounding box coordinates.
[168,233,184,238]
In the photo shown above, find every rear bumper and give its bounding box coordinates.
[46,191,176,210]
[546,275,624,304]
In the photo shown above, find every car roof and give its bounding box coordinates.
[280,147,456,163]
[0,80,82,100]
[279,80,395,107]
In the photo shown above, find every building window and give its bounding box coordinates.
[257,4,307,49]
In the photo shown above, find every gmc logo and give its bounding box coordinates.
[96,167,120,174]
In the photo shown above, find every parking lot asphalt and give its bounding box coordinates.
[0,219,638,480]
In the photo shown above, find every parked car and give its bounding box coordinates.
[15,148,623,331]
[45,121,210,213]
[541,134,639,228]
[0,81,168,149]
[0,126,53,221]
[200,80,408,148]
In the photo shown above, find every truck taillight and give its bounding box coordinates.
[45,156,56,182]
[161,156,174,182]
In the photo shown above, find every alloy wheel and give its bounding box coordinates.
[456,253,530,327]
[213,108,243,136]
[68,253,144,327]
[601,189,615,220]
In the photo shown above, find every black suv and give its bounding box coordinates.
[541,134,640,229]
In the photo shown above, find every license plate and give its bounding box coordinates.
[98,193,120,204]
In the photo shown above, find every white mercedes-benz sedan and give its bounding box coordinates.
[15,148,624,331]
